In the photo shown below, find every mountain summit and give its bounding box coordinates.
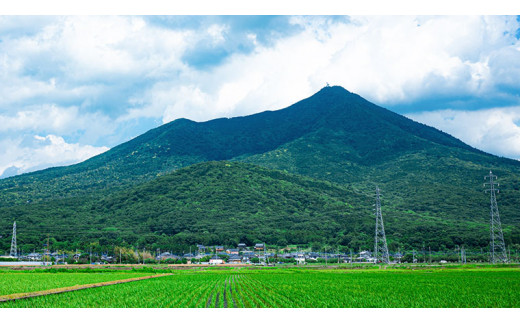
[0,86,519,251]
[0,86,490,205]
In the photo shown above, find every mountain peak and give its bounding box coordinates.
[319,84,351,93]
[312,85,353,99]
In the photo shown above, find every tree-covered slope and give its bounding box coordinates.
[0,86,487,206]
[0,86,519,252]
[2,161,513,253]
[240,126,520,227]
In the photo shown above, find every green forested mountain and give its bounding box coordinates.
[0,161,509,253]
[0,86,519,252]
[0,86,487,206]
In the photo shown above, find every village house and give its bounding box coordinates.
[228,254,242,264]
[209,256,223,265]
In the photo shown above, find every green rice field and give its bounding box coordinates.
[0,271,151,296]
[1,267,519,308]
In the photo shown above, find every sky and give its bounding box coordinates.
[1,13,520,178]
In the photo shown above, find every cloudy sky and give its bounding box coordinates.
[1,14,520,178]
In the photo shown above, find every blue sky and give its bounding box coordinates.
[1,15,520,178]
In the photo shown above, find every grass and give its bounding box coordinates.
[1,266,519,308]
[0,272,151,296]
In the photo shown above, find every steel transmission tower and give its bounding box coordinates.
[484,171,508,263]
[10,221,17,258]
[374,187,390,264]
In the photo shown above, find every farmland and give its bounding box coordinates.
[1,265,519,308]
[0,271,152,296]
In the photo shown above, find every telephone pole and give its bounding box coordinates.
[484,171,508,263]
[10,221,17,258]
[374,186,390,264]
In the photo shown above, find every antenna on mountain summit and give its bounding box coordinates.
[326,82,330,87]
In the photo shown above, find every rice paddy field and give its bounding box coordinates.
[1,266,519,308]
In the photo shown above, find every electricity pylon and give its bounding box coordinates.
[374,186,390,264]
[10,221,17,258]
[484,171,508,263]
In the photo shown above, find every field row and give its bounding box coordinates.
[0,272,151,296]
[1,268,520,307]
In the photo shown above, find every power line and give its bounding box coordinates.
[484,171,508,263]
[10,221,17,258]
[374,186,390,264]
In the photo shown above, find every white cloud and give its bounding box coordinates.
[207,24,229,44]
[407,107,520,160]
[0,134,109,178]
[0,104,115,144]
[0,16,191,109]
[313,16,520,105]
[128,16,520,124]
[3,15,519,124]
[1,15,520,176]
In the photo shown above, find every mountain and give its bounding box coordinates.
[1,86,519,251]
[0,161,498,253]
[0,86,503,204]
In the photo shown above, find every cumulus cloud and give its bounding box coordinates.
[0,104,116,146]
[407,107,520,160]
[1,15,520,177]
[0,134,109,178]
[128,16,520,123]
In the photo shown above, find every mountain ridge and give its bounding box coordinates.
[0,86,519,252]
[0,86,507,207]
[0,161,504,252]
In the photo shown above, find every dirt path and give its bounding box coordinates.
[0,273,173,302]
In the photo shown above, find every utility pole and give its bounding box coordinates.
[350,249,353,266]
[264,243,269,265]
[422,242,426,263]
[374,186,390,264]
[412,250,416,263]
[47,234,50,262]
[325,246,327,267]
[9,221,17,258]
[484,171,508,263]
[429,246,432,264]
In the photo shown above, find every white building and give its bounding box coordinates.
[209,257,223,265]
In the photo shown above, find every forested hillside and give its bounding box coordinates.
[1,86,519,253]
[2,162,514,253]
